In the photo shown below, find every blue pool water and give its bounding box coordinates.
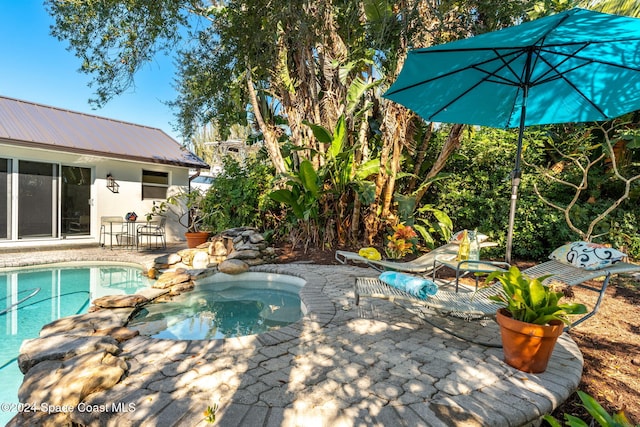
[128,272,305,340]
[0,264,153,425]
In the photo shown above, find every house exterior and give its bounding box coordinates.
[0,95,208,248]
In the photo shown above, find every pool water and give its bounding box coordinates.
[128,272,305,340]
[0,264,153,425]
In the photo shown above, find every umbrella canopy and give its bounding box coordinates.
[384,8,640,263]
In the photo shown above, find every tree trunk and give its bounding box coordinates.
[246,70,287,176]
[414,124,464,205]
[407,122,433,193]
[365,124,392,244]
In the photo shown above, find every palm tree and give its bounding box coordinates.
[579,0,640,16]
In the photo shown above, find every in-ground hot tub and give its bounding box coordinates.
[128,272,306,340]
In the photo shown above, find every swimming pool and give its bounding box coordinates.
[128,272,306,340]
[0,263,153,425]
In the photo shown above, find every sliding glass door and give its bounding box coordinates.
[18,161,57,239]
[0,159,9,239]
[2,161,93,240]
[61,166,91,236]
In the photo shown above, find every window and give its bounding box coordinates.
[142,170,169,200]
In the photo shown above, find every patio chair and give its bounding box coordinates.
[136,217,167,249]
[354,275,506,347]
[354,259,640,336]
[354,276,504,319]
[336,240,497,275]
[99,216,128,249]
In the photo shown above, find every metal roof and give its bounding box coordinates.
[0,95,208,169]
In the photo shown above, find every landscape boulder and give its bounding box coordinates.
[92,294,148,309]
[218,259,250,274]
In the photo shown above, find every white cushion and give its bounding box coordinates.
[549,241,627,270]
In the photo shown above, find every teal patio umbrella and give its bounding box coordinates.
[383,8,640,263]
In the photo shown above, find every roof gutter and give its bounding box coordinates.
[1,139,209,169]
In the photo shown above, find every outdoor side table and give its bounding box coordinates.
[100,216,125,250]
[117,220,139,249]
[433,256,510,292]
[100,216,137,250]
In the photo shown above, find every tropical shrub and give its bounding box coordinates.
[543,391,638,427]
[427,127,567,260]
[385,224,418,259]
[608,211,640,259]
[426,123,640,261]
[202,155,278,234]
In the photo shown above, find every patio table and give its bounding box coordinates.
[100,216,138,250]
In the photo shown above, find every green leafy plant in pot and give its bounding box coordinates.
[144,201,168,222]
[167,188,213,247]
[487,266,587,373]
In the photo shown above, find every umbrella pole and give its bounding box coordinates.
[506,115,526,265]
[505,49,532,265]
[505,170,521,265]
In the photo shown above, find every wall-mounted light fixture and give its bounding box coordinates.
[106,173,119,193]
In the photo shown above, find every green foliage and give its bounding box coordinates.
[309,114,380,199]
[608,211,640,259]
[203,403,219,424]
[524,121,640,249]
[201,156,276,233]
[487,266,587,325]
[529,0,573,20]
[45,0,187,108]
[429,127,557,259]
[144,201,168,222]
[271,113,381,247]
[543,391,638,427]
[578,0,640,18]
[413,204,454,249]
[426,123,640,261]
[167,188,212,233]
[269,159,321,221]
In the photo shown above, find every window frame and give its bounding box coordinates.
[141,170,169,200]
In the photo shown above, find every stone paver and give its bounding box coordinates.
[1,245,583,426]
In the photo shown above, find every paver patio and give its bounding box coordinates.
[0,245,582,426]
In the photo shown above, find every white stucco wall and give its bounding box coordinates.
[1,142,192,247]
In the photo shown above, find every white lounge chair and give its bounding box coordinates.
[354,276,506,347]
[354,259,640,331]
[336,241,497,275]
[354,276,504,319]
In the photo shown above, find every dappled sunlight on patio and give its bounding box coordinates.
[8,259,584,426]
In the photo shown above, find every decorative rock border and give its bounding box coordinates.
[164,226,277,271]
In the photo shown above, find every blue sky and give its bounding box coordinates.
[0,1,183,142]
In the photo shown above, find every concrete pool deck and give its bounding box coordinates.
[1,245,583,426]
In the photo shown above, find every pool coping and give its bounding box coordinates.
[106,265,337,354]
[128,269,317,344]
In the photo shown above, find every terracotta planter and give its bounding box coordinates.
[185,231,210,248]
[496,308,564,373]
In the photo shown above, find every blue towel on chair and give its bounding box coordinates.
[378,272,438,300]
